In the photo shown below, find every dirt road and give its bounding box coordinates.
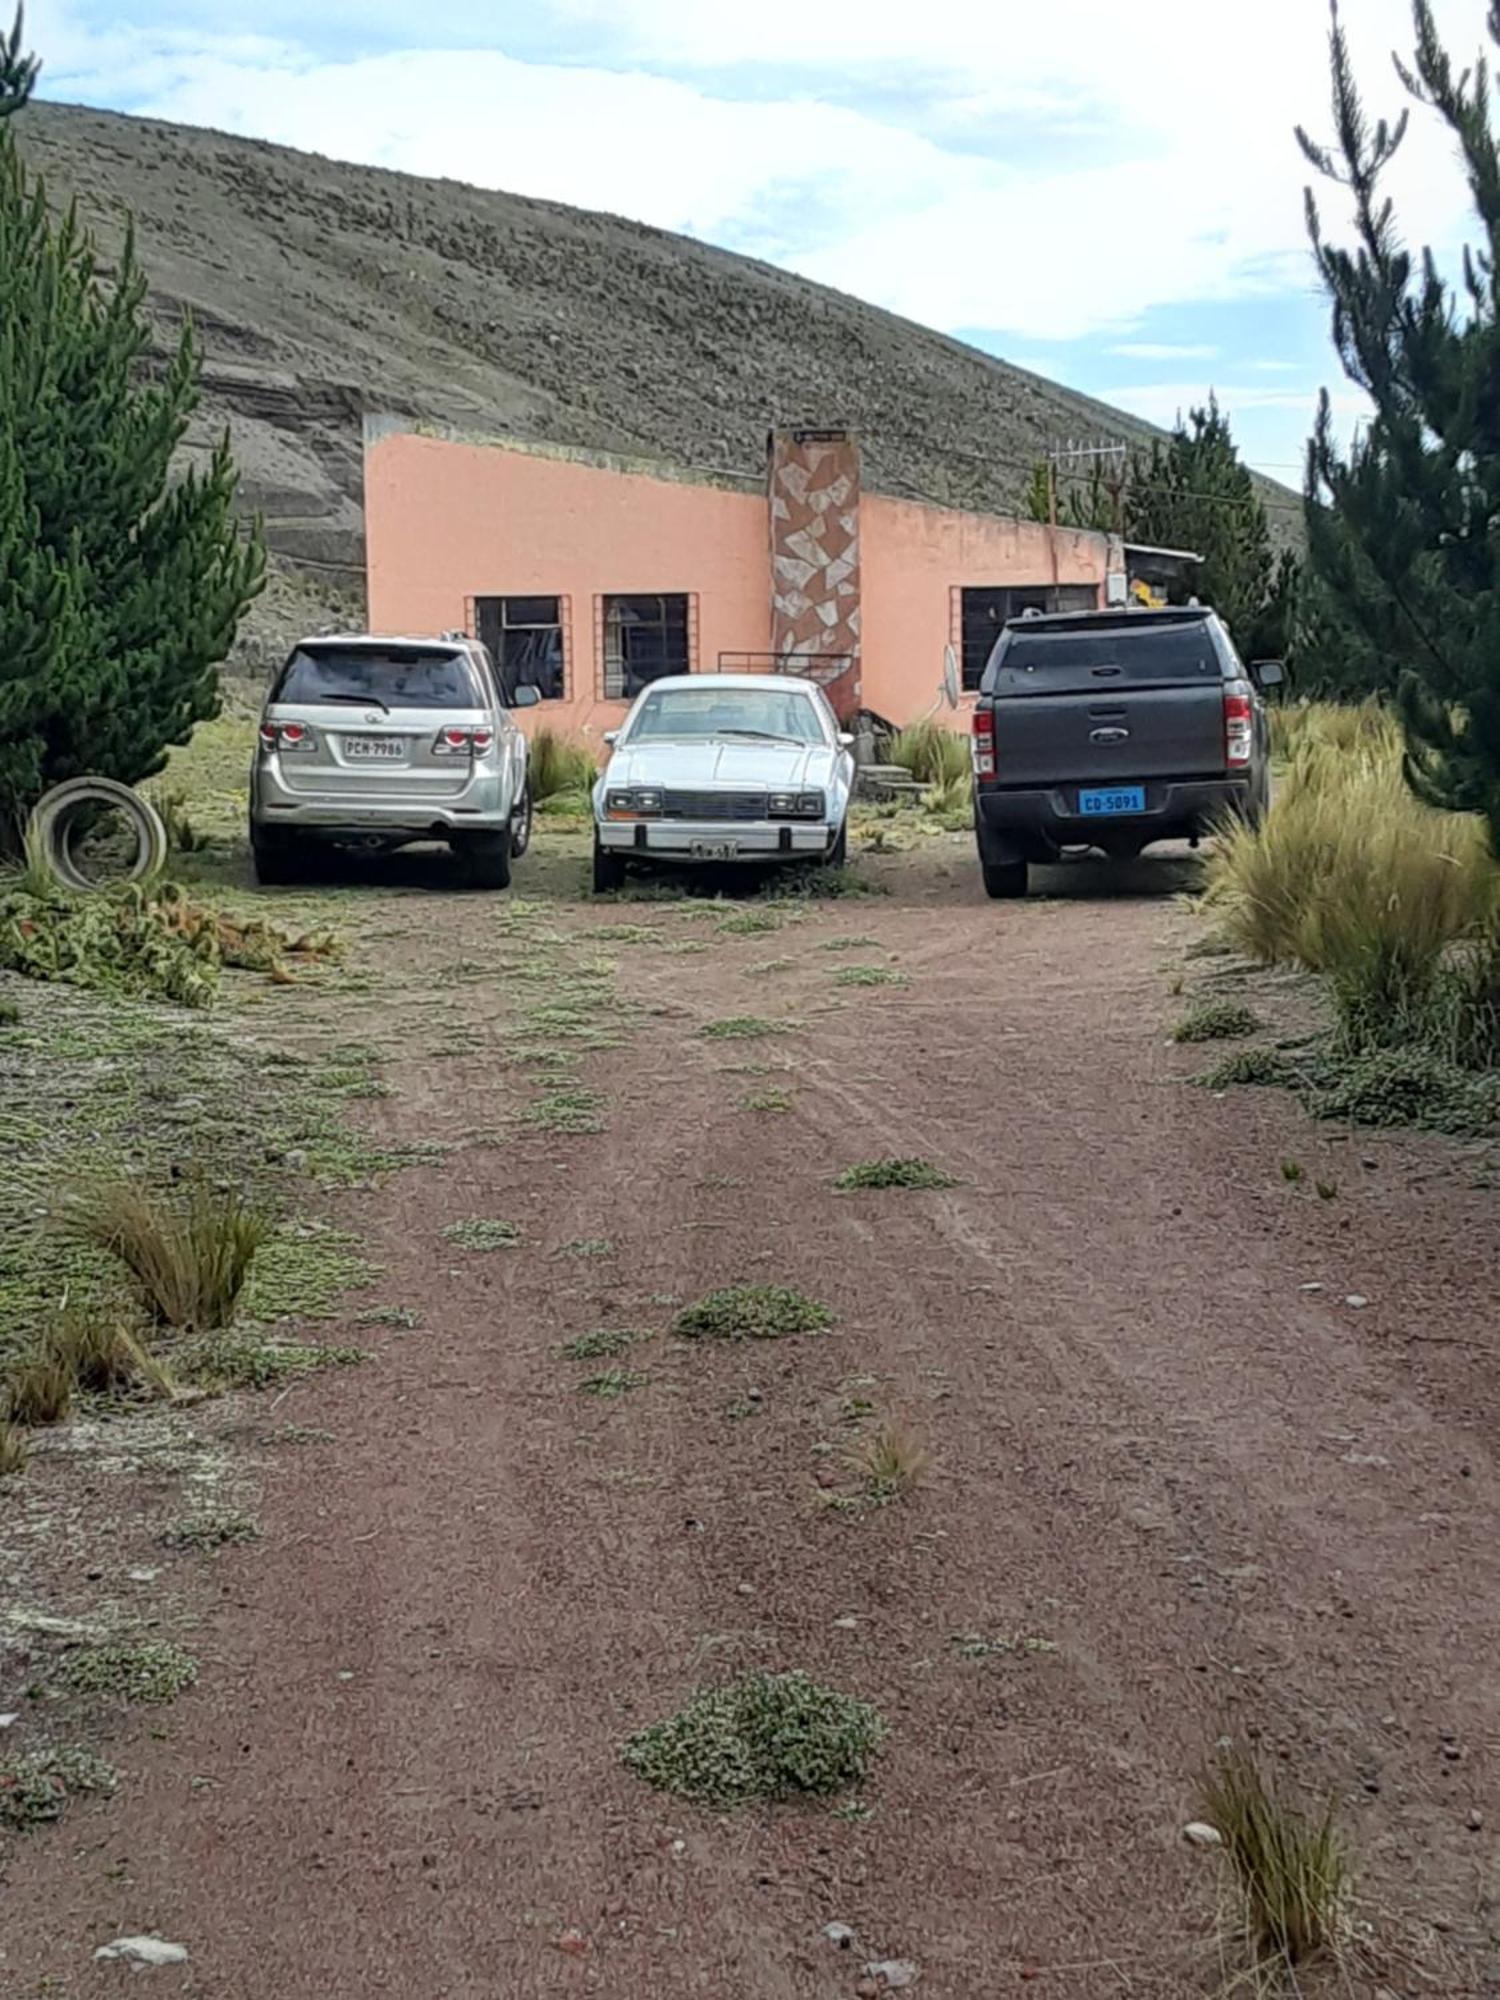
[5,846,1498,1996]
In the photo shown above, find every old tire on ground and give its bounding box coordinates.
[592,838,626,894]
[981,858,1028,900]
[456,833,513,891]
[510,784,533,859]
[27,778,168,892]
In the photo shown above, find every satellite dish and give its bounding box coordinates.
[941,644,960,710]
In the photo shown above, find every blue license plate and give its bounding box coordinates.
[1078,785,1145,817]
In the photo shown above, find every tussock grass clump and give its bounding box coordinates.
[0,1421,27,1477]
[1200,1744,1349,1974]
[56,1179,270,1331]
[442,1218,521,1251]
[1205,727,1499,1064]
[1171,1000,1264,1044]
[62,1642,198,1705]
[833,1156,957,1192]
[43,1310,175,1399]
[0,1745,116,1829]
[622,1670,886,1807]
[673,1284,831,1342]
[699,1015,794,1040]
[1266,698,1395,764]
[923,773,974,831]
[844,1418,931,1504]
[889,719,970,788]
[4,1345,74,1426]
[527,728,598,803]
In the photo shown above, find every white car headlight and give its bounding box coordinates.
[606,787,662,817]
[768,790,825,819]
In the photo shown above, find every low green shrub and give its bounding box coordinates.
[622,1670,886,1806]
[673,1285,831,1341]
[833,1157,958,1191]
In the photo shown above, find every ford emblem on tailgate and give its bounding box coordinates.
[1090,726,1129,744]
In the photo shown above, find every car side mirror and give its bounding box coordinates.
[1252,659,1285,689]
[511,684,542,708]
[602,730,619,748]
[838,731,855,748]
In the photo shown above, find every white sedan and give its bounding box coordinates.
[591,674,856,892]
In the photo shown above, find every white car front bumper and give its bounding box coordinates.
[597,818,836,861]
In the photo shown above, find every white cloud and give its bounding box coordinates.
[23,0,1490,346]
[1110,344,1220,362]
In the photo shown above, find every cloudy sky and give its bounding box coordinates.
[25,0,1492,481]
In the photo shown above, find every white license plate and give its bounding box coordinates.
[690,840,738,860]
[344,736,404,760]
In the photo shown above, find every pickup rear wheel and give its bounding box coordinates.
[592,838,626,894]
[981,858,1028,900]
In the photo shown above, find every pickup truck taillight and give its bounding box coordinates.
[971,707,997,781]
[1223,686,1254,769]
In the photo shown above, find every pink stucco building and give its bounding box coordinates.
[363,420,1121,739]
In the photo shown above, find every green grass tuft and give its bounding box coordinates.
[740,1087,794,1113]
[1200,1743,1349,1972]
[833,1156,957,1192]
[1197,1046,1298,1091]
[578,1367,649,1398]
[622,1670,886,1807]
[159,1510,260,1552]
[180,1330,366,1391]
[559,1326,646,1361]
[699,1016,795,1040]
[62,1642,198,1704]
[55,1178,270,1332]
[555,1236,614,1259]
[442,1219,522,1252]
[0,1745,116,1829]
[1171,1000,1264,1044]
[832,964,908,988]
[673,1284,831,1342]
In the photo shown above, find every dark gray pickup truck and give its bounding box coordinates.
[969,605,1281,899]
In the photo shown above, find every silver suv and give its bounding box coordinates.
[250,634,538,888]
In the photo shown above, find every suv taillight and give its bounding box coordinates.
[259,721,316,753]
[1224,685,1254,769]
[433,725,495,757]
[972,707,997,781]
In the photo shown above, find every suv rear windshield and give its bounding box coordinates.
[986,619,1226,696]
[274,645,479,709]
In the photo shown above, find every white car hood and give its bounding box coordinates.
[604,740,834,791]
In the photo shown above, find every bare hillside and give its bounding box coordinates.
[19,99,1298,622]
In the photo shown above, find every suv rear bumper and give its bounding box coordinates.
[251,767,514,839]
[975,776,1256,863]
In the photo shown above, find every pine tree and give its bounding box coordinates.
[1299,0,1500,852]
[1127,397,1274,651]
[0,8,263,844]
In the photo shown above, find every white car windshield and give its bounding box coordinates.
[628,686,825,745]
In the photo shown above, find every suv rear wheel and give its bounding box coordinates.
[510,784,533,858]
[454,832,512,890]
[251,827,306,886]
[981,858,1028,900]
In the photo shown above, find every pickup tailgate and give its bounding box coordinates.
[992,684,1226,786]
[987,617,1228,786]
